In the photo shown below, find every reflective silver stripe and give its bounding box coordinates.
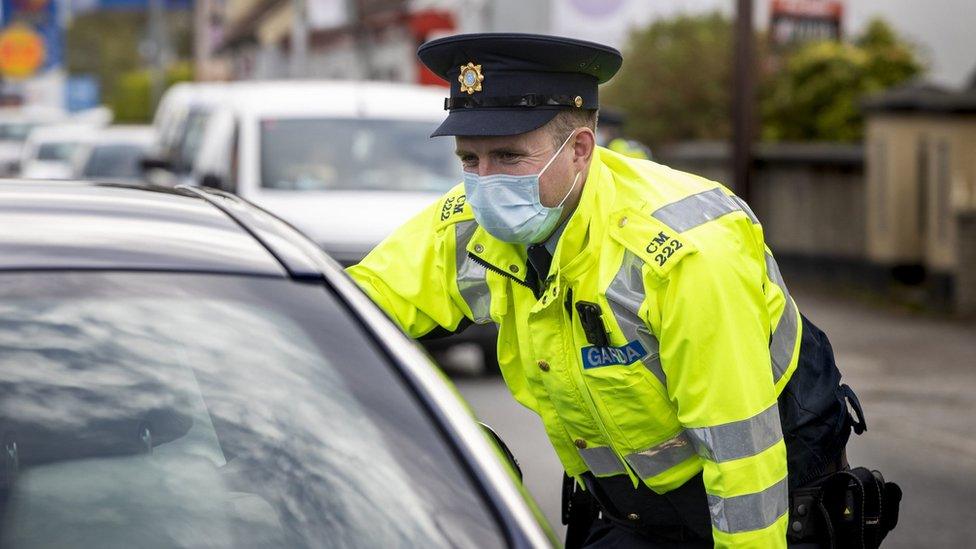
[771,298,798,383]
[651,188,742,233]
[579,446,628,476]
[625,432,696,479]
[765,252,798,383]
[730,195,759,224]
[765,251,787,292]
[686,403,783,463]
[707,476,788,534]
[455,221,491,324]
[605,251,666,385]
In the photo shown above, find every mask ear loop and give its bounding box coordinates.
[556,171,582,208]
[540,129,578,176]
[541,130,582,209]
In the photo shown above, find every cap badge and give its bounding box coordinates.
[458,62,484,95]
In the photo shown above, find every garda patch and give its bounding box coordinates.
[581,340,648,369]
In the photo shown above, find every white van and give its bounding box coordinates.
[189,80,456,263]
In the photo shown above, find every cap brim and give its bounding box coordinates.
[430,108,561,137]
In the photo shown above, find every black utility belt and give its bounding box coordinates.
[565,465,901,549]
[577,472,713,543]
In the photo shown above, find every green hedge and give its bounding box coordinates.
[110,62,193,123]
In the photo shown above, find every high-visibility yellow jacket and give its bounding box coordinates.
[348,146,800,547]
[607,137,651,160]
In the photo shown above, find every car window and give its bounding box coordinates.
[227,122,240,193]
[36,142,79,162]
[82,144,147,178]
[0,273,505,549]
[0,123,35,142]
[174,109,210,173]
[260,118,458,192]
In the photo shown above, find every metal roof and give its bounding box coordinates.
[862,80,976,114]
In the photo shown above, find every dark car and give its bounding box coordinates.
[0,181,555,548]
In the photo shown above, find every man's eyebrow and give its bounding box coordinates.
[488,146,529,156]
[454,145,530,158]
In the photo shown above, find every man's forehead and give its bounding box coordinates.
[455,128,547,151]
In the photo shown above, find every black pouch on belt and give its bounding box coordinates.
[816,467,902,549]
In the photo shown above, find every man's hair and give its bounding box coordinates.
[544,109,598,149]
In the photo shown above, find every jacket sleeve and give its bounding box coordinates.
[345,193,474,339]
[652,241,789,548]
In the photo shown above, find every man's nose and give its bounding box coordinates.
[466,164,496,178]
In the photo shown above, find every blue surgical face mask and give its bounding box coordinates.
[463,131,581,244]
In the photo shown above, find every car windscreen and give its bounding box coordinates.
[0,272,505,549]
[0,123,35,142]
[81,144,147,178]
[260,118,458,192]
[36,142,79,161]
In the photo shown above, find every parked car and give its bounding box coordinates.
[141,82,229,187]
[73,125,155,183]
[157,80,501,374]
[0,106,66,176]
[0,180,555,548]
[19,124,95,179]
[0,106,112,177]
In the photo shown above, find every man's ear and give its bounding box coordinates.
[571,128,596,169]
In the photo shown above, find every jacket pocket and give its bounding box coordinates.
[581,362,680,451]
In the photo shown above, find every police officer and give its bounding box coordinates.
[348,34,885,548]
[596,107,653,160]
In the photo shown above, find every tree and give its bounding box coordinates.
[602,12,736,149]
[760,18,924,142]
[66,9,193,121]
[112,62,193,123]
[604,14,923,146]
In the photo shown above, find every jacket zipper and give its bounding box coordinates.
[467,252,540,297]
[476,249,620,465]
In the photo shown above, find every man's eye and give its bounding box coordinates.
[460,156,477,167]
[499,152,520,162]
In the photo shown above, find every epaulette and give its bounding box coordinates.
[434,183,475,230]
[608,206,697,279]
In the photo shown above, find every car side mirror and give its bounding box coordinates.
[479,422,522,482]
[139,156,171,172]
[200,173,224,190]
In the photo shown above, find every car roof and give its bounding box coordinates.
[204,80,448,120]
[155,82,230,109]
[88,125,155,146]
[0,181,329,277]
[0,105,66,124]
[26,124,99,144]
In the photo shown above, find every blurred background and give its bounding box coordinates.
[0,0,974,545]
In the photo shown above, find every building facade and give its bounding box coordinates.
[203,0,552,84]
[863,81,976,285]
